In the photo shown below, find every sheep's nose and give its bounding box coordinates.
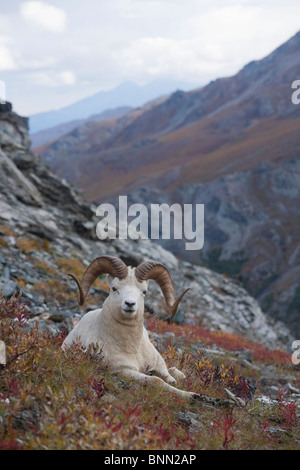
[125,300,136,309]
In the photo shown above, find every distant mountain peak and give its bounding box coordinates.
[29,79,197,134]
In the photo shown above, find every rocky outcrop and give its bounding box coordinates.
[0,107,293,349]
[0,107,30,149]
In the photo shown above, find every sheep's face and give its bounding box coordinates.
[106,269,148,320]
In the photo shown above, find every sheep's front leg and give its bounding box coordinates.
[168,367,186,381]
[157,367,185,385]
[148,348,182,384]
[119,369,240,407]
[120,368,196,400]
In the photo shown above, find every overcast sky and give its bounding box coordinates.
[0,0,299,116]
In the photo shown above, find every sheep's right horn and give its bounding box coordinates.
[135,260,190,319]
[69,255,128,305]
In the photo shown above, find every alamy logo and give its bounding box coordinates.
[291,80,300,105]
[291,340,300,365]
[96,196,204,251]
[0,81,6,105]
[0,340,6,365]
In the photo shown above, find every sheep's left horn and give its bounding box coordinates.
[135,261,190,319]
[69,255,128,305]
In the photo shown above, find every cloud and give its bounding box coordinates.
[4,0,300,115]
[0,46,16,71]
[31,70,76,87]
[120,36,229,83]
[19,56,57,70]
[59,71,76,85]
[0,36,17,71]
[20,1,66,33]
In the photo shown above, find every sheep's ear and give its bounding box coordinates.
[106,274,113,287]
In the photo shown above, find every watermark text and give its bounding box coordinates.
[291,80,300,105]
[291,340,300,365]
[96,196,204,251]
[0,340,6,365]
[0,80,6,105]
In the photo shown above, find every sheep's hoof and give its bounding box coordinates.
[168,367,186,381]
[192,393,234,408]
[224,388,246,407]
[165,375,177,385]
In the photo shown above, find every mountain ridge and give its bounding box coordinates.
[29,78,198,134]
[37,30,300,201]
[35,31,300,335]
[30,106,133,148]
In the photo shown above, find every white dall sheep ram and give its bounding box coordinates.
[62,255,200,400]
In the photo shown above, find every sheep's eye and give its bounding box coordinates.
[112,287,117,292]
[142,290,147,295]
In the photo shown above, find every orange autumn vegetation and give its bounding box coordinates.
[146,317,290,365]
[0,293,298,450]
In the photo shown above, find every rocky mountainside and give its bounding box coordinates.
[37,31,300,200]
[30,106,133,148]
[125,155,300,336]
[0,105,293,350]
[35,31,300,335]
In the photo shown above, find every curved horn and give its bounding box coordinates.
[68,255,128,305]
[135,261,190,319]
